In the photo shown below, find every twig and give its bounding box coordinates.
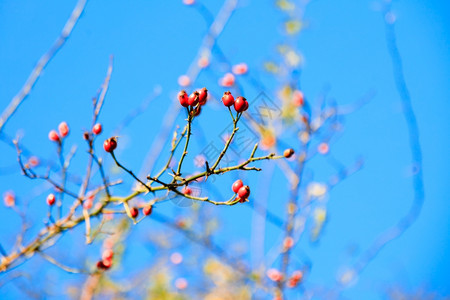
[0,0,87,133]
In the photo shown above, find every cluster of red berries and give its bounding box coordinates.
[222,91,249,113]
[97,248,114,270]
[232,179,250,202]
[48,122,70,142]
[178,87,208,116]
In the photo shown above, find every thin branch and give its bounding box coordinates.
[0,0,87,133]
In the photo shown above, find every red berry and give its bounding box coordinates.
[198,87,208,105]
[291,270,303,282]
[130,207,139,218]
[220,73,235,87]
[102,249,114,261]
[3,191,15,207]
[178,90,189,107]
[283,236,294,249]
[183,187,192,195]
[234,96,248,113]
[47,193,56,206]
[83,197,93,209]
[92,123,102,135]
[48,130,60,142]
[143,205,153,216]
[238,185,250,199]
[58,122,69,138]
[188,91,199,106]
[232,179,244,194]
[96,260,111,270]
[103,137,117,153]
[284,148,295,158]
[222,91,235,107]
[102,258,112,268]
[293,90,304,107]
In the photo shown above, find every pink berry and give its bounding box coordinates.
[178,75,191,87]
[102,249,114,261]
[198,87,208,105]
[220,73,235,87]
[222,91,235,107]
[103,137,117,153]
[183,187,192,195]
[102,258,112,268]
[182,0,195,6]
[317,143,329,155]
[291,270,303,281]
[238,185,250,199]
[197,56,209,68]
[83,197,93,210]
[3,191,15,207]
[267,268,283,282]
[232,63,248,75]
[283,236,294,249]
[178,90,189,107]
[47,193,56,206]
[234,96,248,113]
[92,123,102,135]
[28,156,40,167]
[232,179,244,194]
[143,205,153,216]
[48,130,60,142]
[292,90,304,107]
[188,91,199,106]
[58,122,69,138]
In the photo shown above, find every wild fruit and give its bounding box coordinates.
[292,90,304,107]
[178,90,189,107]
[47,193,56,206]
[283,148,295,158]
[102,249,114,261]
[130,207,139,218]
[92,123,102,135]
[232,179,244,193]
[188,91,199,106]
[58,122,69,138]
[3,191,15,207]
[222,91,234,107]
[234,96,248,112]
[48,130,60,142]
[238,185,250,199]
[183,187,192,195]
[198,87,208,105]
[103,137,117,153]
[143,206,153,216]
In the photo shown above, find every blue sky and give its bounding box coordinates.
[0,0,449,299]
